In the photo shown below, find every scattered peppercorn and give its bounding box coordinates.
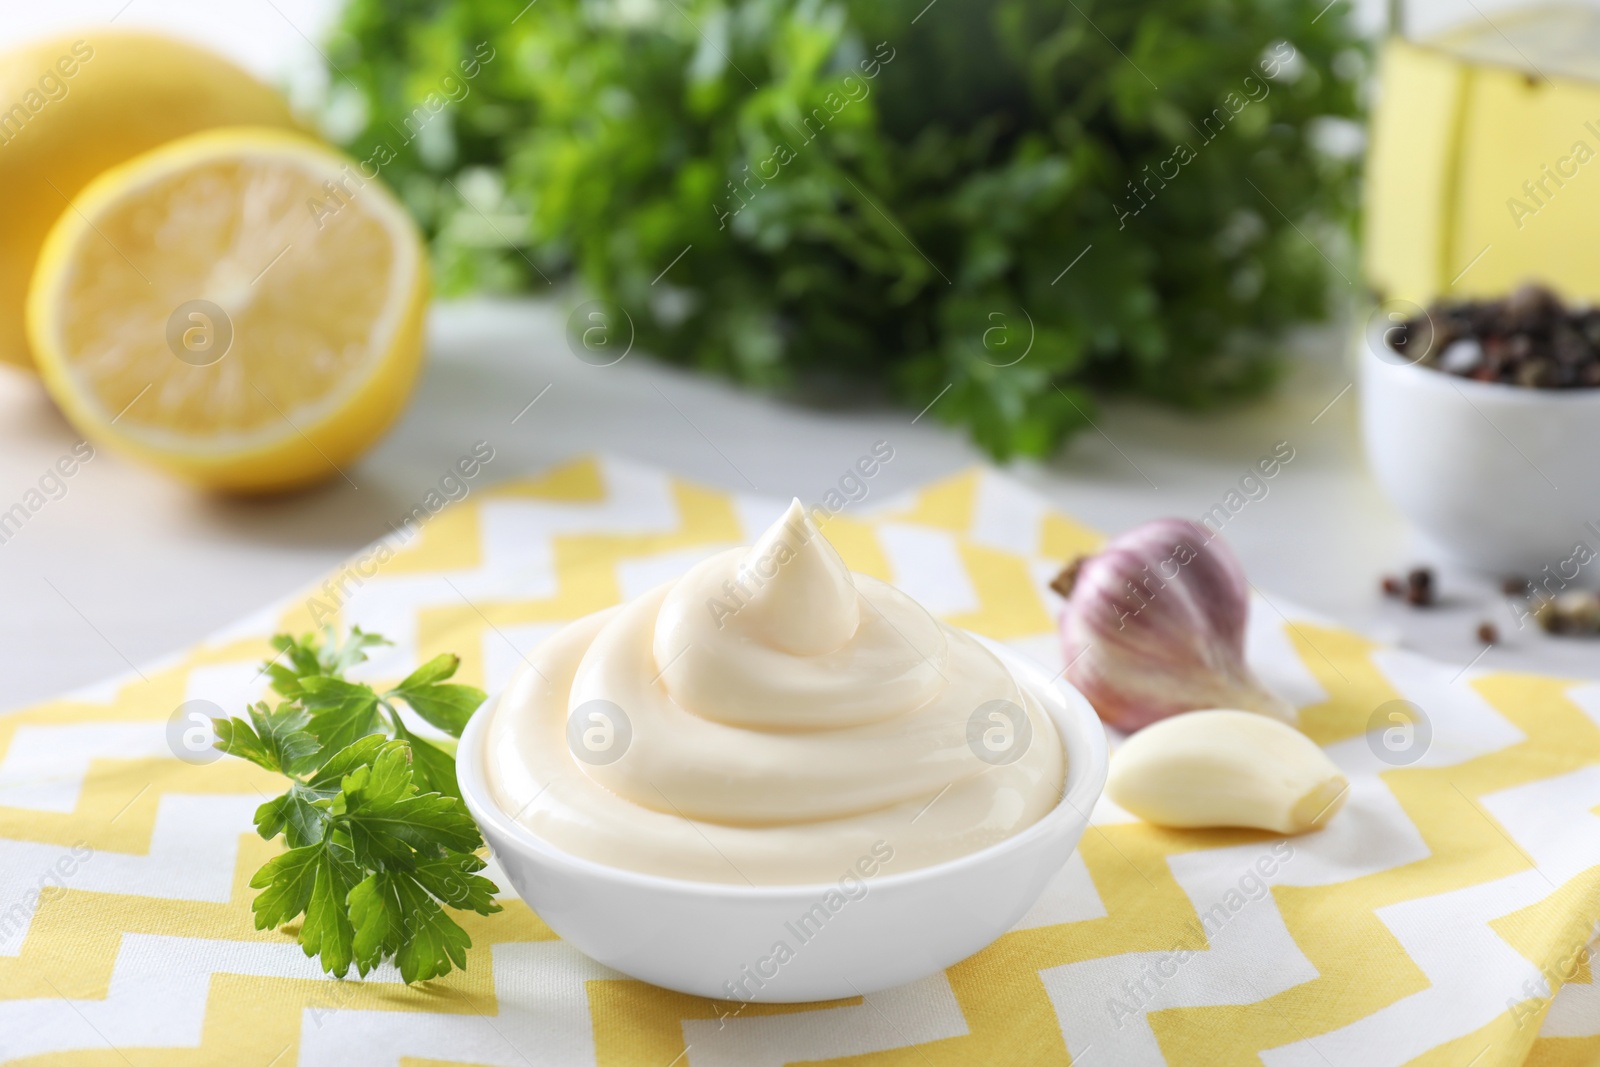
[1476,621,1499,644]
[1500,576,1529,597]
[1388,283,1600,388]
[1405,566,1434,607]
[1535,591,1600,635]
[1381,575,1403,598]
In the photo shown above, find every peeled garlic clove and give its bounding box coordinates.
[1058,518,1294,733]
[1106,709,1348,834]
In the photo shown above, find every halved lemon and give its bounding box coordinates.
[0,30,300,370]
[27,127,429,493]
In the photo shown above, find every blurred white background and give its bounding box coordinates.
[3,0,1595,712]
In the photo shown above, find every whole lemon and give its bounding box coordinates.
[0,31,298,370]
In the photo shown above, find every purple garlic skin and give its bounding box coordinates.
[1058,518,1295,733]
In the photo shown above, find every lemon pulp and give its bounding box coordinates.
[29,128,429,493]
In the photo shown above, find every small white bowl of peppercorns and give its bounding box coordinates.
[1361,283,1600,574]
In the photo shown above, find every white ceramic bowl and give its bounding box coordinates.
[1360,322,1600,574]
[458,638,1109,1003]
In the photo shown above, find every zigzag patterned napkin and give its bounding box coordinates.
[1,455,1597,1066]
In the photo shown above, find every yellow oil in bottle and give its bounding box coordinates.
[1365,5,1600,303]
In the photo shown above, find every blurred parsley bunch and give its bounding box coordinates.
[325,0,1364,457]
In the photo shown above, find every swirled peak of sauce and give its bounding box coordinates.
[483,500,1064,883]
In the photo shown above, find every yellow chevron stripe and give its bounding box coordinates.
[1282,623,1395,744]
[589,980,848,1067]
[1,461,1595,1066]
[487,455,608,504]
[1039,513,1103,562]
[0,830,279,1001]
[946,543,1054,641]
[1526,1035,1600,1066]
[886,471,979,533]
[818,513,894,584]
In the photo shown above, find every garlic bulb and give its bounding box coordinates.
[1056,518,1294,733]
[1106,709,1348,834]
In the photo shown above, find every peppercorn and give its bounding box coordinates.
[1381,575,1403,597]
[1390,284,1600,390]
[1537,591,1600,635]
[1476,622,1499,644]
[1405,567,1434,606]
[1501,576,1529,596]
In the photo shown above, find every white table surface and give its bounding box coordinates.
[3,0,1596,714]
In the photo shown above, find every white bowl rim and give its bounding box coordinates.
[1360,323,1600,406]
[458,636,1110,900]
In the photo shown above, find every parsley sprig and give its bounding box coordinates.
[215,628,501,984]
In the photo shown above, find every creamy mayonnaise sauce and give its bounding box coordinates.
[483,500,1065,883]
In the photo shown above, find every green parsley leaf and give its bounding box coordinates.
[396,653,460,689]
[306,734,395,788]
[214,702,319,775]
[265,661,309,700]
[392,684,485,739]
[348,850,501,981]
[390,716,462,800]
[336,745,482,869]
[222,628,498,984]
[392,654,486,738]
[249,842,321,929]
[412,851,502,916]
[329,626,390,674]
[347,869,404,975]
[389,874,472,983]
[350,868,473,983]
[300,677,384,755]
[254,782,331,848]
[267,627,391,697]
[267,634,324,697]
[250,832,362,976]
[302,837,360,978]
